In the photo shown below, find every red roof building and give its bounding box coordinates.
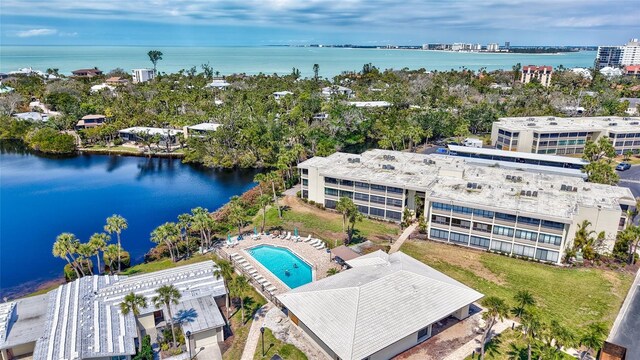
[71,68,103,77]
[520,65,553,87]
[624,65,640,77]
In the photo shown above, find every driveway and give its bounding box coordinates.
[608,271,640,356]
[618,164,640,225]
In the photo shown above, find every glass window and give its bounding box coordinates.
[325,177,337,184]
[418,326,430,341]
[452,205,472,215]
[430,228,449,240]
[386,210,401,220]
[357,205,369,214]
[538,233,562,246]
[369,207,385,217]
[387,186,403,194]
[340,179,354,187]
[493,226,514,237]
[541,220,564,230]
[473,209,494,218]
[470,236,490,249]
[495,212,517,222]
[302,179,308,186]
[324,187,338,196]
[370,195,386,204]
[355,181,369,189]
[325,199,336,209]
[490,240,512,253]
[473,222,492,233]
[354,192,369,201]
[450,232,469,244]
[371,184,386,192]
[339,190,353,199]
[432,202,452,211]
[517,216,541,226]
[301,169,308,175]
[535,249,559,262]
[386,198,403,207]
[515,229,538,241]
[431,215,450,225]
[302,190,308,198]
[513,244,536,258]
[451,218,471,229]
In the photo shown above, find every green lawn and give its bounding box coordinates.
[253,197,399,248]
[223,279,267,360]
[253,328,308,360]
[401,240,633,333]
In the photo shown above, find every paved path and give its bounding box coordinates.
[390,223,418,253]
[240,303,273,360]
[608,268,640,355]
[444,319,517,360]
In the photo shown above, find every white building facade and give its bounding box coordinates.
[299,150,636,264]
[596,38,640,69]
[132,68,156,83]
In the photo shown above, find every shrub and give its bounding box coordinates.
[25,127,76,154]
[63,259,94,281]
[133,335,153,360]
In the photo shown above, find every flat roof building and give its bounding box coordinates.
[0,261,227,360]
[277,251,483,360]
[521,65,553,87]
[491,116,640,155]
[119,126,184,145]
[299,149,636,264]
[321,85,353,97]
[132,69,155,83]
[597,39,640,69]
[348,101,391,108]
[186,122,221,137]
[76,114,107,130]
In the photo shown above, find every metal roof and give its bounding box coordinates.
[0,294,49,350]
[175,296,225,334]
[447,145,588,166]
[330,245,361,262]
[188,123,221,131]
[277,251,483,360]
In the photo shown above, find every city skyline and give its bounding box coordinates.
[1,0,639,46]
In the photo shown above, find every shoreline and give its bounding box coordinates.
[78,147,186,158]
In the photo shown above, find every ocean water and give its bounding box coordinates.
[0,46,596,77]
[0,142,258,299]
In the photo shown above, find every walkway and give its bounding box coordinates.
[240,303,273,360]
[608,268,640,355]
[443,319,517,360]
[389,223,418,253]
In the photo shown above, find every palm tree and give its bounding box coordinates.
[177,213,193,258]
[104,215,128,272]
[480,296,509,360]
[580,322,607,358]
[313,64,319,82]
[266,171,282,218]
[326,268,339,276]
[254,173,266,196]
[89,233,109,274]
[147,50,163,73]
[214,259,234,319]
[77,243,95,275]
[547,320,575,351]
[513,290,536,318]
[152,285,181,348]
[227,196,246,238]
[53,233,82,279]
[335,197,362,243]
[151,222,181,262]
[232,275,251,322]
[258,194,271,233]
[190,207,215,249]
[519,309,542,360]
[120,292,148,351]
[103,244,121,274]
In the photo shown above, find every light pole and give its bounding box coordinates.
[186,331,192,359]
[260,326,265,357]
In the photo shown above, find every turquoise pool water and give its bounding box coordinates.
[247,245,312,288]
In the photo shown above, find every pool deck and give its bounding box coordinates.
[224,234,336,296]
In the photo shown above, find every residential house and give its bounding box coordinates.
[520,65,553,87]
[71,68,103,78]
[119,126,184,146]
[132,69,155,83]
[205,79,231,90]
[624,65,640,78]
[185,123,222,137]
[620,98,640,115]
[273,91,293,100]
[76,114,107,130]
[90,83,115,93]
[105,77,129,85]
[321,85,353,98]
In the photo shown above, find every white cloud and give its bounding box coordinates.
[15,28,58,37]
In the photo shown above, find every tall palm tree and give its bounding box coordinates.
[253,173,266,197]
[103,244,121,274]
[177,213,193,258]
[147,50,163,72]
[480,296,509,360]
[89,233,110,275]
[104,214,128,272]
[190,207,215,249]
[513,290,536,317]
[120,292,148,351]
[580,322,607,359]
[77,243,94,275]
[547,319,575,351]
[53,233,82,279]
[151,222,180,262]
[257,194,271,233]
[232,275,251,322]
[519,309,542,360]
[214,259,234,319]
[266,171,282,218]
[227,196,246,238]
[152,285,181,348]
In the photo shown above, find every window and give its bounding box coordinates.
[418,326,430,341]
[512,132,519,138]
[339,190,353,198]
[357,205,369,215]
[536,249,559,262]
[493,226,514,237]
[473,209,494,219]
[354,192,369,202]
[301,169,308,175]
[371,184,386,192]
[325,199,336,209]
[517,216,541,227]
[430,228,449,240]
[513,244,535,258]
[387,186,403,194]
[452,205,472,215]
[470,236,490,249]
[432,215,450,225]
[369,207,385,217]
[538,233,562,246]
[386,197,403,207]
[450,232,469,244]
[432,202,452,211]
[473,222,492,233]
[495,212,517,222]
[302,179,308,186]
[451,218,471,229]
[325,177,338,184]
[370,195,386,204]
[386,210,401,220]
[340,179,354,187]
[324,188,338,196]
[515,229,537,242]
[541,220,564,230]
[302,190,308,198]
[355,181,369,189]
[490,240,512,253]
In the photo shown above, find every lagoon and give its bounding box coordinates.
[0,142,257,299]
[0,46,596,78]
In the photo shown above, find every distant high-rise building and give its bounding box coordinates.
[520,65,553,87]
[487,43,500,52]
[505,41,511,49]
[596,38,640,69]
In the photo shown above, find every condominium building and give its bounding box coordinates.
[491,116,640,155]
[487,43,499,52]
[597,39,640,69]
[298,149,636,264]
[0,261,227,360]
[132,68,155,83]
[520,65,553,87]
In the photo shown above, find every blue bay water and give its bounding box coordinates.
[0,143,257,299]
[0,46,596,77]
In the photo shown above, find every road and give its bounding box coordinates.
[609,270,640,356]
[618,164,640,225]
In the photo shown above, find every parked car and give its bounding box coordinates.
[435,147,449,154]
[616,162,631,171]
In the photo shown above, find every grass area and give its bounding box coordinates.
[222,278,267,360]
[253,196,399,248]
[401,240,633,333]
[253,328,308,360]
[464,329,574,360]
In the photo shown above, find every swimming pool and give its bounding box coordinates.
[247,245,313,289]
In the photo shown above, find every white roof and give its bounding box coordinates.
[273,91,293,96]
[119,127,183,136]
[206,80,230,88]
[447,145,589,166]
[277,251,483,360]
[90,83,115,92]
[13,112,48,121]
[495,116,640,132]
[348,101,391,108]
[187,123,221,131]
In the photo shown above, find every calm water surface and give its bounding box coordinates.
[0,142,257,298]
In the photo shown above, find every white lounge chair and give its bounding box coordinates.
[304,234,312,242]
[309,239,319,246]
[285,232,291,240]
[265,285,277,292]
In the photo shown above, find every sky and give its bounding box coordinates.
[1,0,639,46]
